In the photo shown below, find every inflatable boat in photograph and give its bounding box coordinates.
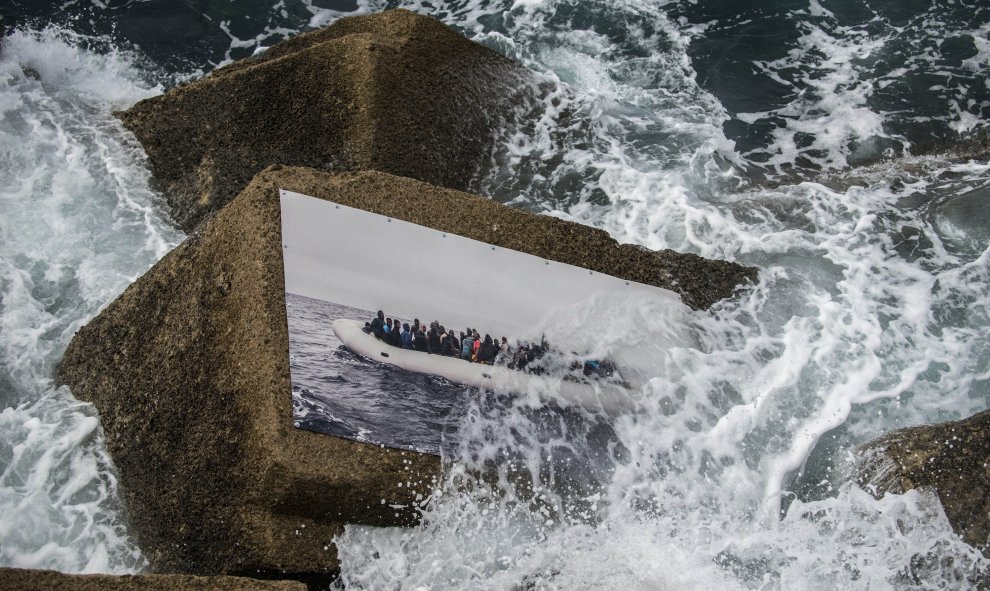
[332,319,632,413]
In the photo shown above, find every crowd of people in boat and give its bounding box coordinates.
[361,310,614,377]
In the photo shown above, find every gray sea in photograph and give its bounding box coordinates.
[286,292,470,454]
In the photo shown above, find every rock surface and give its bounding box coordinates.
[57,166,755,580]
[857,409,990,555]
[56,170,449,581]
[120,9,536,232]
[0,569,305,591]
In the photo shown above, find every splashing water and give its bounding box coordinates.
[1,0,989,588]
[330,1,990,588]
[0,27,182,572]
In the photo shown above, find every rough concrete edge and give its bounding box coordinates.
[0,568,307,591]
[215,9,517,80]
[854,409,990,557]
[264,165,756,309]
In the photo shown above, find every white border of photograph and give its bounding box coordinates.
[279,189,685,342]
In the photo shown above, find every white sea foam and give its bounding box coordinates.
[962,21,990,72]
[330,2,990,589]
[737,14,892,173]
[3,2,989,587]
[0,389,144,573]
[0,27,182,572]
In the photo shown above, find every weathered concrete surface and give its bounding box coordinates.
[56,170,448,581]
[120,9,536,232]
[0,568,305,591]
[56,166,755,580]
[857,409,990,555]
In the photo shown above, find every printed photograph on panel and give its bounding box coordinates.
[280,190,691,455]
[286,293,474,455]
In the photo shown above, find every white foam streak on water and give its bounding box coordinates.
[1,2,988,586]
[333,2,990,589]
[962,21,990,72]
[737,13,892,172]
[303,0,374,29]
[0,27,182,572]
[0,389,140,573]
[730,3,990,174]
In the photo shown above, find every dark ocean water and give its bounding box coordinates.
[5,0,987,178]
[2,0,990,587]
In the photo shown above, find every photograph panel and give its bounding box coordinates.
[279,189,691,455]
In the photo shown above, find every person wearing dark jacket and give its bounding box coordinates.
[448,332,460,357]
[389,321,403,347]
[511,344,528,370]
[427,326,441,354]
[400,323,412,349]
[370,310,385,340]
[439,332,453,356]
[479,334,497,364]
[413,326,427,352]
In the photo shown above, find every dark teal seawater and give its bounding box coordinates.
[4,0,987,177]
[2,0,989,586]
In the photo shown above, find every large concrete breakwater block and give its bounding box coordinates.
[119,9,540,232]
[857,409,990,557]
[56,166,756,581]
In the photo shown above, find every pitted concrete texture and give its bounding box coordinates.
[858,408,990,557]
[56,167,754,582]
[119,9,536,232]
[56,171,449,581]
